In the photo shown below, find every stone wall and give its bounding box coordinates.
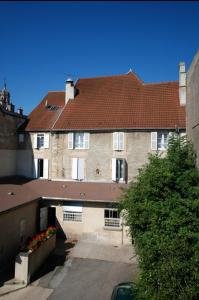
[187,50,199,167]
[20,131,154,182]
[0,201,38,272]
[0,110,25,177]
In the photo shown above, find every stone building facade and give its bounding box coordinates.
[187,50,199,166]
[0,84,26,177]
[16,69,186,243]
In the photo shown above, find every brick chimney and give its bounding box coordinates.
[179,62,186,106]
[65,77,75,104]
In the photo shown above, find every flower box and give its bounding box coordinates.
[14,231,56,285]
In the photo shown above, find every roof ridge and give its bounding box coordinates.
[76,72,142,81]
[144,80,178,86]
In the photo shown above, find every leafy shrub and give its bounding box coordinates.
[121,135,199,300]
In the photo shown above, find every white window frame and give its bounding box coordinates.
[63,205,83,222]
[113,132,125,151]
[33,158,49,179]
[112,158,126,182]
[68,132,89,150]
[37,134,44,149]
[104,209,121,228]
[34,133,49,149]
[151,132,170,151]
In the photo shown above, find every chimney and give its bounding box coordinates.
[65,77,75,104]
[179,62,186,106]
[17,107,23,115]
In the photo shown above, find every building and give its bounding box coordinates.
[186,50,199,166]
[0,177,39,281]
[0,84,26,177]
[16,68,186,244]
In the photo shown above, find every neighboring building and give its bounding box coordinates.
[0,177,39,280]
[16,69,186,244]
[0,84,26,177]
[187,50,199,166]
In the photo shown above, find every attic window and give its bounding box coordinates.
[45,102,59,111]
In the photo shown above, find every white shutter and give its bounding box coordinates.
[118,132,124,150]
[44,133,49,148]
[84,133,90,149]
[43,159,49,179]
[151,132,157,150]
[33,134,37,149]
[72,158,78,179]
[112,158,117,181]
[113,132,118,150]
[68,133,74,149]
[78,158,84,180]
[33,158,38,178]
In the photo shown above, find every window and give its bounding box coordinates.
[63,205,82,222]
[72,158,84,180]
[18,134,24,143]
[113,132,124,151]
[112,158,126,182]
[68,132,89,149]
[151,132,170,151]
[104,209,120,228]
[37,134,44,148]
[33,158,49,179]
[33,133,49,149]
[157,133,168,150]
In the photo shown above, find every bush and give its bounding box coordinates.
[121,135,199,300]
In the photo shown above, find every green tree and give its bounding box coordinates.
[121,135,199,300]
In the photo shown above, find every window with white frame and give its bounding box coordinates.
[33,158,49,179]
[151,132,170,151]
[33,133,49,149]
[113,132,124,151]
[68,132,89,149]
[112,158,126,182]
[104,209,120,228]
[37,134,44,148]
[63,205,83,222]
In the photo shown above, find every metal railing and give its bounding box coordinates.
[104,218,121,228]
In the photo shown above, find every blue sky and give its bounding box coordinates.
[0,1,199,114]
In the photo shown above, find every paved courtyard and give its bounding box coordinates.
[1,239,138,300]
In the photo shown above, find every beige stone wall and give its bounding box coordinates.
[50,131,151,182]
[54,202,130,245]
[22,131,167,182]
[187,50,199,167]
[0,201,38,268]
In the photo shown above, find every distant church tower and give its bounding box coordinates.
[0,82,15,112]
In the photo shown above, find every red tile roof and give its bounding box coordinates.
[24,72,185,131]
[0,178,126,213]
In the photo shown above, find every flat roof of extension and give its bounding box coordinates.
[0,177,127,213]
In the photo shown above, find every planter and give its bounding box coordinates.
[14,234,56,285]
